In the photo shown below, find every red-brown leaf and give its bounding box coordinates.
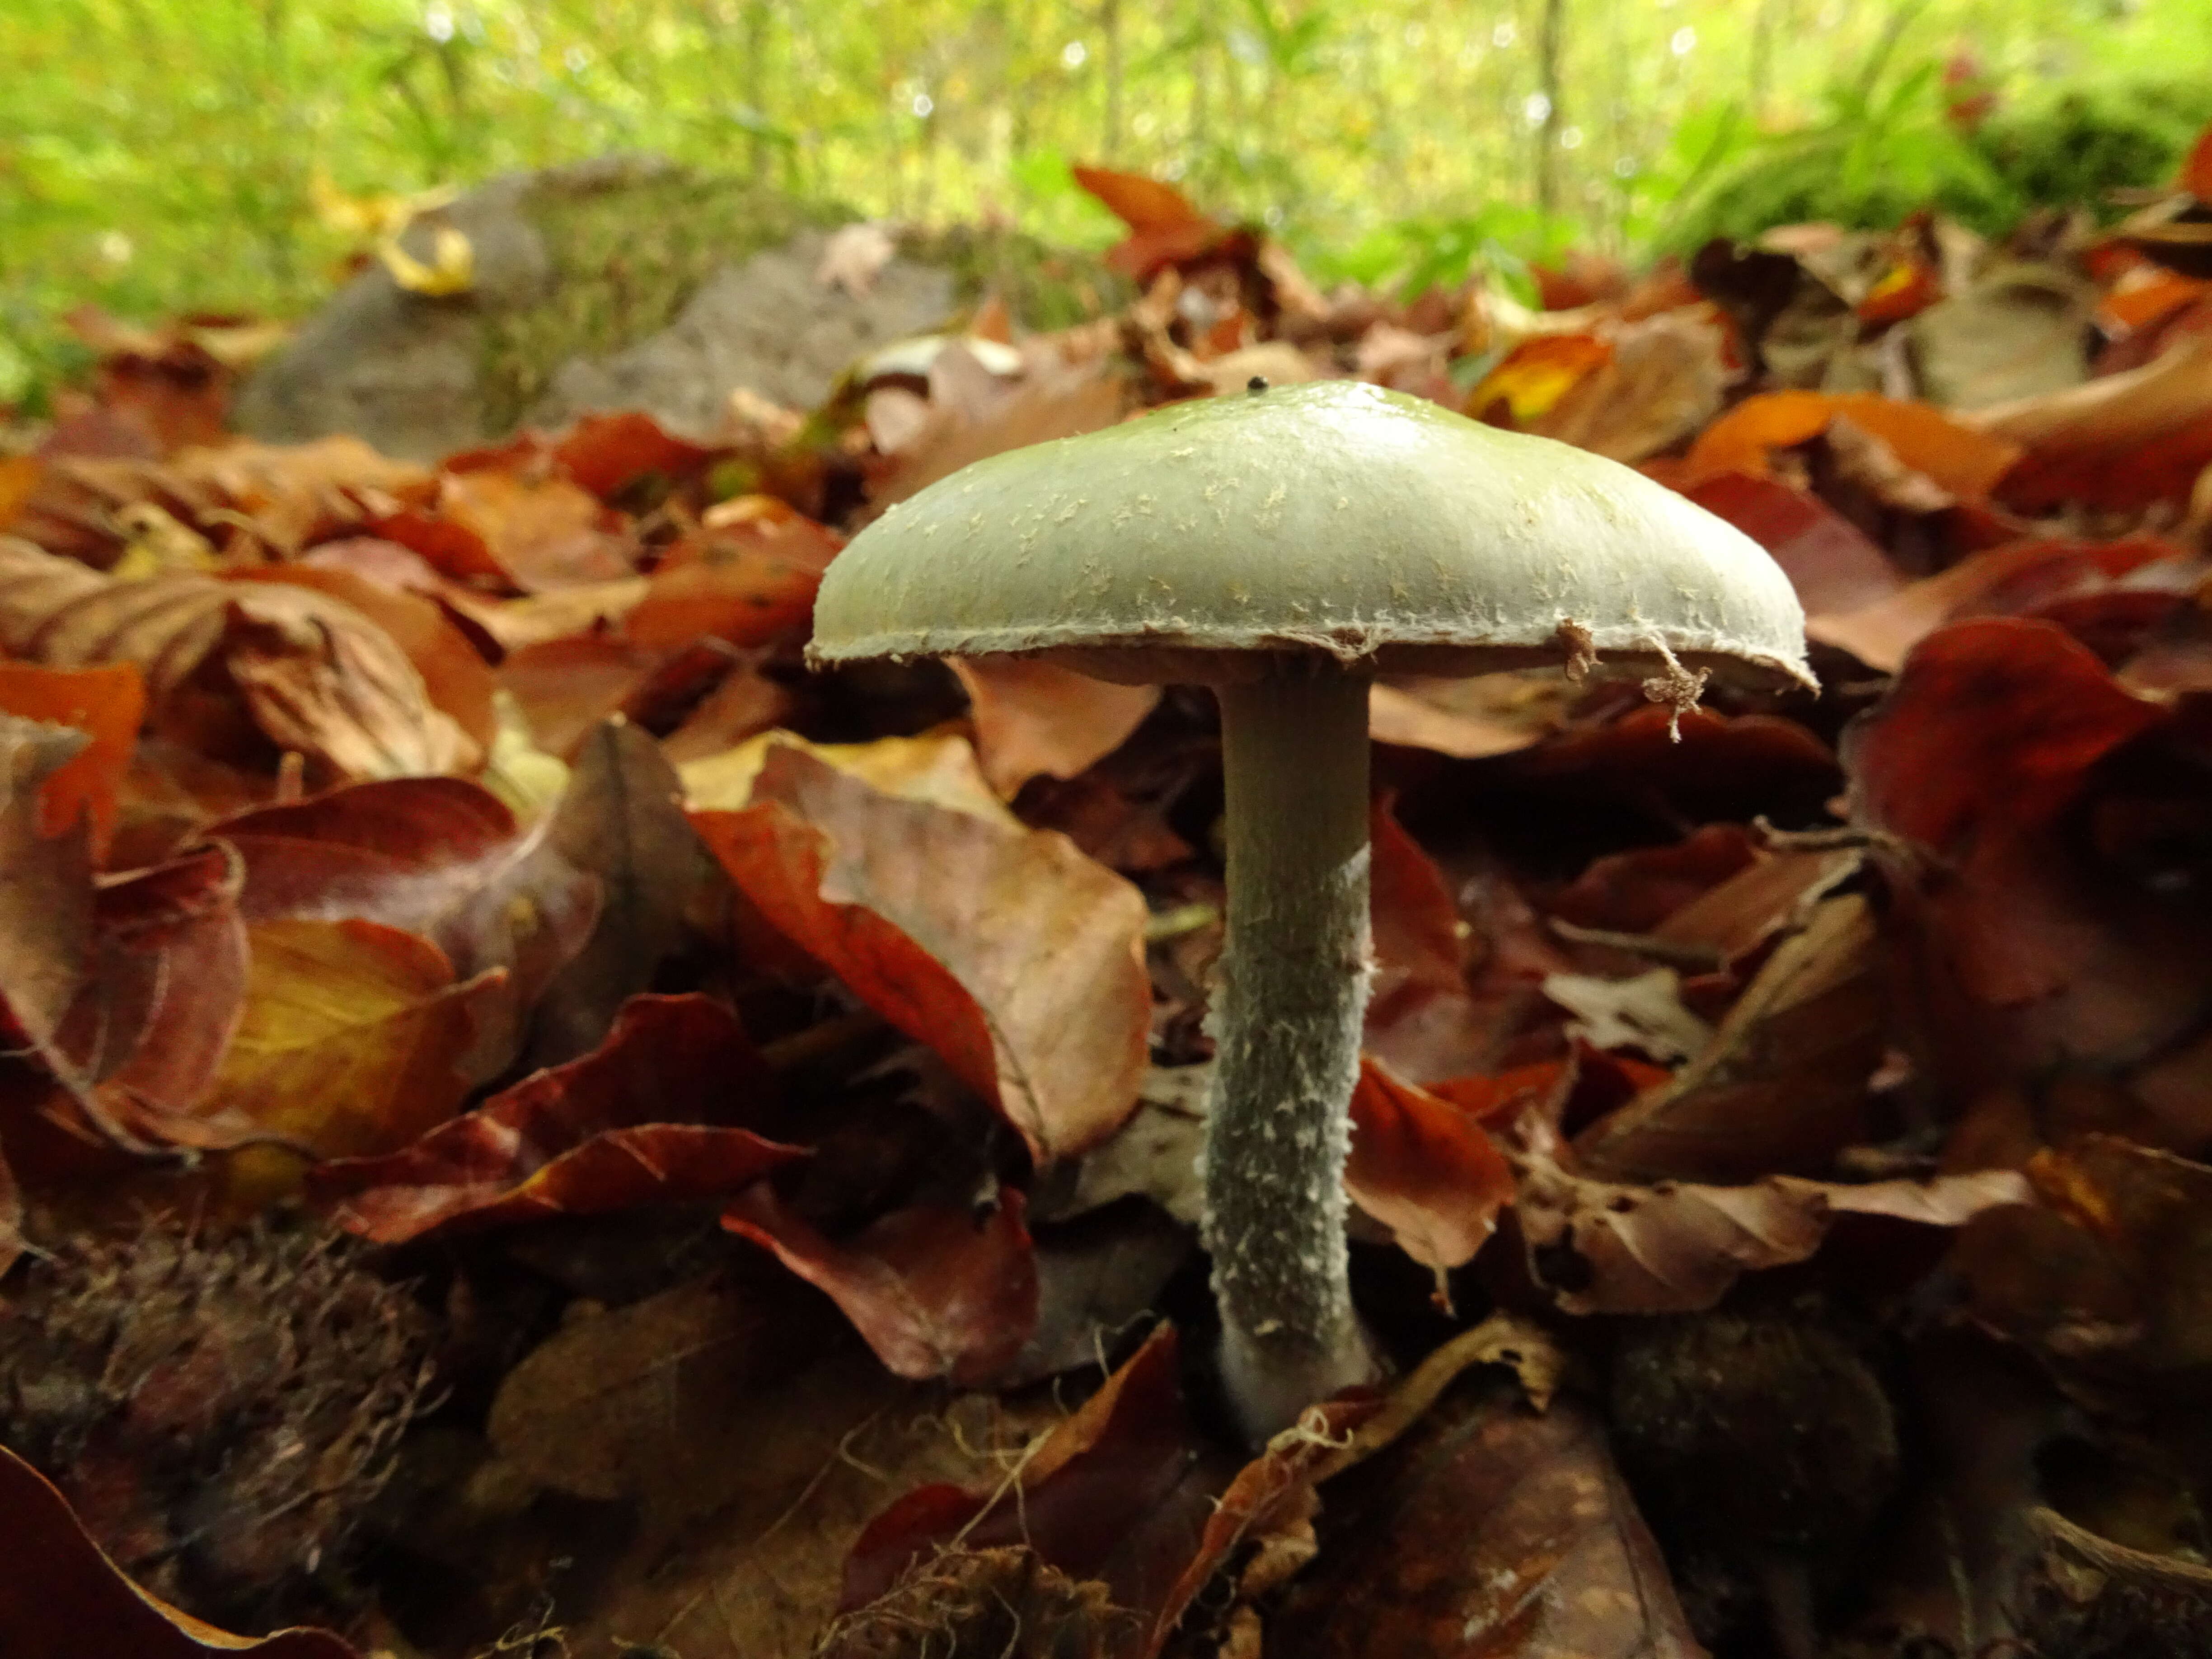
[1347,1059,1515,1275]
[693,745,1150,1164]
[724,1185,1037,1386]
[314,993,801,1242]
[0,1445,358,1659]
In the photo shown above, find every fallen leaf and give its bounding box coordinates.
[528,719,727,1069]
[0,661,144,860]
[1530,309,1726,463]
[1273,1388,1701,1659]
[0,1445,358,1659]
[1368,672,1574,760]
[1907,261,2094,409]
[1845,618,2161,862]
[1073,167,1225,280]
[1972,328,2212,511]
[1681,470,1906,618]
[681,728,1019,825]
[210,776,600,1083]
[1575,894,1887,1181]
[1367,794,1482,1056]
[56,844,252,1149]
[1515,1153,2029,1314]
[1548,822,1760,937]
[622,515,834,651]
[1542,966,1714,1063]
[552,409,718,501]
[1685,390,2021,501]
[313,993,801,1242]
[694,744,1150,1164]
[1957,1134,2212,1374]
[227,564,495,762]
[725,1185,1038,1386]
[1811,534,2185,671]
[838,1323,1237,1654]
[433,466,634,590]
[0,537,470,783]
[1467,333,1613,425]
[951,657,1160,798]
[208,919,502,1188]
[1346,1059,1514,1277]
[0,717,97,1079]
[485,1268,836,1516]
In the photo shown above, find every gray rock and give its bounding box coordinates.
[234,157,964,462]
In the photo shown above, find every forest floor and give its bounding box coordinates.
[3,146,2212,1659]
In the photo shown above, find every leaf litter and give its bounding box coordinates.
[6,141,2212,1659]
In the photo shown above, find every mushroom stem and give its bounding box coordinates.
[1207,664,1378,1441]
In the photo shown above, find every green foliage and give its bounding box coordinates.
[1976,75,2212,219]
[5,0,2212,412]
[1666,52,2019,248]
[1305,203,1574,305]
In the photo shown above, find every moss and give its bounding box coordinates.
[476,162,847,434]
[896,222,1132,333]
[1975,77,2212,221]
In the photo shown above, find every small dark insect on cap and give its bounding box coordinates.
[1247,375,1270,393]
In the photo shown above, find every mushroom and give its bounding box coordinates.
[808,378,1812,1441]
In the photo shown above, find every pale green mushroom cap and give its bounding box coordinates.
[808,379,1813,691]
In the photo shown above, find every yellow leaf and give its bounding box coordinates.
[680,728,1021,827]
[379,225,475,296]
[212,919,501,1203]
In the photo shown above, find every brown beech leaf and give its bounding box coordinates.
[0,1445,358,1659]
[1368,674,1573,760]
[839,1323,1237,1655]
[1274,1387,1699,1659]
[1368,793,1470,1030]
[1844,618,2160,910]
[1529,308,1726,463]
[0,537,469,783]
[681,729,1019,826]
[1073,166,1226,279]
[623,506,838,651]
[0,716,95,1066]
[694,745,1150,1164]
[27,436,431,565]
[1548,821,1760,937]
[0,661,144,862]
[1575,893,1887,1182]
[1681,469,1906,618]
[724,1185,1038,1386]
[1811,534,2188,672]
[210,776,599,1081]
[55,844,251,1150]
[1347,1059,1514,1276]
[1685,389,2022,501]
[1956,1134,2212,1375]
[209,919,502,1181]
[314,993,801,1242]
[551,409,719,500]
[228,564,496,759]
[529,719,727,1069]
[1973,328,2212,511]
[951,657,1160,798]
[430,466,634,590]
[1515,1153,2029,1314]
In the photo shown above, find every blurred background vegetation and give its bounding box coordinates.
[6,0,2212,403]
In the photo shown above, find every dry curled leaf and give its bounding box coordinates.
[0,1445,359,1659]
[694,744,1150,1165]
[1515,1153,2029,1314]
[0,537,470,783]
[314,993,800,1243]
